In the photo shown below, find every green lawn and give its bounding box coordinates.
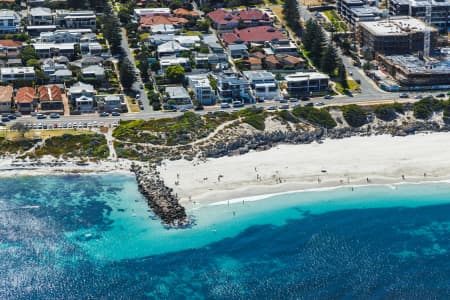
[335,79,360,94]
[323,10,348,32]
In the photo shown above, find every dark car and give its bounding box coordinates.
[100,112,109,117]
[301,96,310,101]
[8,114,16,120]
[399,93,409,98]
[1,117,9,122]
[50,113,60,119]
[111,111,121,116]
[436,93,446,98]
[36,114,47,119]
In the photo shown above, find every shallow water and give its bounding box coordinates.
[0,174,449,299]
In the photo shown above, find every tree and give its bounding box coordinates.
[196,19,211,32]
[302,19,319,51]
[342,104,367,127]
[11,122,29,139]
[320,43,339,75]
[119,58,135,90]
[26,58,40,68]
[137,54,149,83]
[19,45,38,65]
[283,0,300,31]
[165,65,185,84]
[150,60,161,72]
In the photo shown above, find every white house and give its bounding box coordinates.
[29,7,53,26]
[37,31,81,43]
[55,10,96,29]
[81,65,105,80]
[242,70,280,101]
[68,81,95,112]
[33,43,75,58]
[95,94,125,112]
[187,74,215,106]
[165,86,193,109]
[0,67,35,82]
[157,41,188,58]
[0,10,21,33]
[285,72,330,96]
[134,8,171,19]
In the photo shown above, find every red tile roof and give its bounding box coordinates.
[237,9,268,21]
[222,26,284,45]
[15,87,36,104]
[248,57,262,65]
[139,15,188,27]
[38,85,62,102]
[207,9,239,26]
[0,40,23,48]
[0,85,13,103]
[173,8,199,17]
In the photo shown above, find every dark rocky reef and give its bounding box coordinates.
[131,163,189,228]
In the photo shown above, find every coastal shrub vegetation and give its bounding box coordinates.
[33,134,108,159]
[276,110,299,123]
[341,105,367,127]
[235,107,266,131]
[413,97,443,119]
[292,106,337,129]
[0,137,36,155]
[374,103,404,121]
[113,112,236,145]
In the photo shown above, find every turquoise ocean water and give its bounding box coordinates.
[0,174,449,299]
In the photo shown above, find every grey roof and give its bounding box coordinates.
[81,65,105,76]
[30,7,52,16]
[228,44,248,51]
[243,70,275,81]
[165,86,190,99]
[54,69,72,76]
[157,41,188,53]
[69,81,94,93]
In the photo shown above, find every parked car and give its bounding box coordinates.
[399,93,409,98]
[8,114,16,120]
[220,102,230,109]
[301,96,310,101]
[279,99,288,103]
[100,112,109,117]
[280,104,290,110]
[111,111,121,116]
[232,101,244,108]
[36,114,46,119]
[289,98,298,103]
[267,105,276,111]
[1,117,9,122]
[436,93,446,98]
[324,95,333,100]
[50,113,60,119]
[315,102,325,106]
[414,95,423,99]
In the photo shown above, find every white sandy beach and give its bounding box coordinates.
[158,132,450,207]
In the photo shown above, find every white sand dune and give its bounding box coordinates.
[158,133,450,208]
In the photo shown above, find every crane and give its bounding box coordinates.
[423,0,432,58]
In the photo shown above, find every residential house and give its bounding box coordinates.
[53,69,72,82]
[243,70,279,100]
[0,85,13,113]
[80,42,102,56]
[29,7,53,26]
[174,35,200,48]
[37,85,64,112]
[285,72,330,96]
[208,8,272,32]
[337,0,381,27]
[269,39,298,56]
[140,15,188,31]
[33,43,75,58]
[228,44,248,59]
[157,41,188,57]
[0,67,35,82]
[79,56,103,67]
[264,55,281,69]
[68,82,95,112]
[215,73,253,103]
[37,31,81,43]
[159,57,190,73]
[95,94,125,112]
[221,26,285,46]
[7,58,22,67]
[55,10,96,29]
[148,34,176,46]
[164,86,193,109]
[134,8,171,19]
[81,65,105,80]
[0,10,21,33]
[247,57,262,70]
[277,54,305,69]
[187,74,215,105]
[15,87,37,113]
[27,25,57,37]
[150,24,177,34]
[173,8,199,19]
[0,40,22,58]
[201,34,224,54]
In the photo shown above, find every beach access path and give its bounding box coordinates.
[158,132,450,208]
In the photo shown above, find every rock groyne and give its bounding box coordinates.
[131,163,189,228]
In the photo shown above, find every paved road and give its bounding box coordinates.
[114,2,151,114]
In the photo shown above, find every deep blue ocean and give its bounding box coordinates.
[0,174,449,299]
